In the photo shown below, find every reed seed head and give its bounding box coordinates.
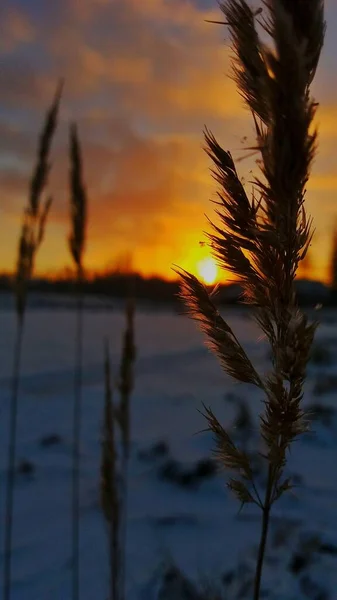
[69,123,87,279]
[177,0,325,507]
[15,81,62,320]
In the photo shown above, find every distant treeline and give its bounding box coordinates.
[0,272,181,304]
[0,271,336,308]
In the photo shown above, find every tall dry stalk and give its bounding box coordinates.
[3,82,62,600]
[116,298,136,600]
[68,122,87,600]
[100,298,135,600]
[177,1,325,598]
[101,340,121,600]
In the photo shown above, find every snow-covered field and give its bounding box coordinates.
[0,301,337,600]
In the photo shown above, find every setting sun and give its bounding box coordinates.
[197,257,218,285]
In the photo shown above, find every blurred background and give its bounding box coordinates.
[1,1,337,600]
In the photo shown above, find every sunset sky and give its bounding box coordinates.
[0,0,337,282]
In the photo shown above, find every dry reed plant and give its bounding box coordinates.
[177,1,325,598]
[117,298,136,461]
[101,340,121,600]
[3,82,62,600]
[68,122,87,600]
[100,299,136,600]
[116,297,136,600]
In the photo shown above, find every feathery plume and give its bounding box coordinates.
[178,1,325,597]
[69,123,87,279]
[68,122,87,600]
[15,81,62,320]
[177,268,262,387]
[3,81,62,600]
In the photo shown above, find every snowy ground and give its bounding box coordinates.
[0,300,337,600]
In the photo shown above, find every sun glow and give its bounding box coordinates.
[197,257,218,285]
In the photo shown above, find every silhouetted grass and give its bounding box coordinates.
[178,1,325,597]
[101,340,121,600]
[3,82,62,600]
[68,122,88,600]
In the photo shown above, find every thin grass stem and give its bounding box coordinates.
[2,82,61,600]
[3,318,24,600]
[253,465,273,600]
[72,277,84,600]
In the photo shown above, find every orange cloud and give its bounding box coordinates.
[0,7,34,53]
